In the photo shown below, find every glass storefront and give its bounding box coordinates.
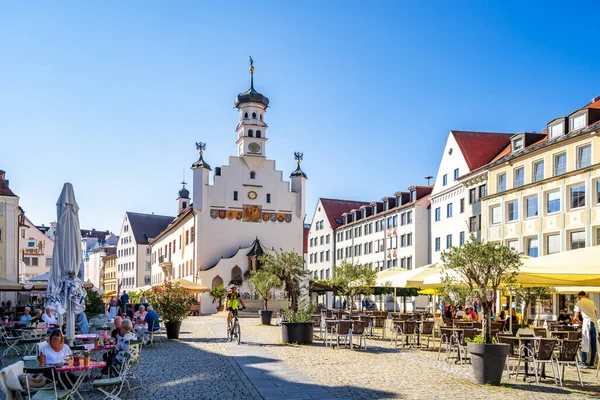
[559,294,577,313]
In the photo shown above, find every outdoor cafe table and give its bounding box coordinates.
[74,333,99,341]
[504,336,557,383]
[56,360,106,400]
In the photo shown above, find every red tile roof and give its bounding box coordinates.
[451,131,514,171]
[585,98,600,110]
[320,198,370,230]
[0,170,16,197]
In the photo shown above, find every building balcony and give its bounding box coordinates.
[159,256,173,278]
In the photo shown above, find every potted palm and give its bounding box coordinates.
[260,250,312,343]
[249,269,281,325]
[441,239,521,385]
[209,285,226,312]
[145,281,196,339]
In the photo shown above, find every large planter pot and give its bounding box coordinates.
[216,306,224,312]
[259,310,273,325]
[165,320,182,340]
[281,322,313,344]
[467,342,510,385]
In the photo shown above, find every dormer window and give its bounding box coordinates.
[343,215,348,224]
[549,123,564,139]
[373,204,377,214]
[512,136,524,152]
[362,209,367,219]
[410,190,416,203]
[384,200,389,211]
[571,113,586,131]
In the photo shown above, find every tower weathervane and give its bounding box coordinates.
[249,56,254,72]
[196,142,206,155]
[181,169,187,188]
[294,151,303,165]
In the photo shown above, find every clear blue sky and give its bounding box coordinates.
[2,1,600,233]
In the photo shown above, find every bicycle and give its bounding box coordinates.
[227,307,245,344]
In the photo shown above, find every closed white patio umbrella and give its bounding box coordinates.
[45,183,87,342]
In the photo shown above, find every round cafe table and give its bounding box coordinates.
[55,360,106,400]
[74,333,98,341]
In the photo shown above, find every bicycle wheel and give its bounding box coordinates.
[235,320,241,345]
[227,323,233,342]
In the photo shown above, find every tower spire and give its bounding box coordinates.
[249,56,254,90]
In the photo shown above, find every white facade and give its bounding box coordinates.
[85,246,116,289]
[430,133,471,263]
[0,170,19,303]
[150,208,195,285]
[152,65,307,314]
[306,200,340,281]
[19,217,54,282]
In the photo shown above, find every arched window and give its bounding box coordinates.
[244,112,248,119]
[248,129,254,137]
[212,275,223,289]
[231,266,242,285]
[260,114,263,121]
[256,130,261,138]
[250,171,256,179]
[252,112,257,119]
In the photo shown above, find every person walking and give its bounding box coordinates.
[573,291,598,368]
[120,290,129,315]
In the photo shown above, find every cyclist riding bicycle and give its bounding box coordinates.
[226,285,245,332]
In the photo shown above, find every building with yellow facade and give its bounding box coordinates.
[102,253,117,295]
[462,96,600,313]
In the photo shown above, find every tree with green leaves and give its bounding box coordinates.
[332,260,377,311]
[209,284,227,309]
[249,269,281,310]
[439,283,473,309]
[260,250,307,312]
[510,286,554,327]
[441,239,521,344]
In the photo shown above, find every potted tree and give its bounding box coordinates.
[441,239,521,385]
[332,260,377,311]
[209,285,226,312]
[145,281,196,339]
[511,286,553,328]
[249,269,281,325]
[260,250,312,344]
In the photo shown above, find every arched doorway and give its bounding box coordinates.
[231,266,242,286]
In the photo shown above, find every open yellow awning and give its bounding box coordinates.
[375,264,440,288]
[169,278,210,294]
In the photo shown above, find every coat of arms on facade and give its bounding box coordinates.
[284,214,292,223]
[210,210,218,219]
[262,212,270,222]
[243,205,262,222]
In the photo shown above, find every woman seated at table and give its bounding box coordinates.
[41,307,58,325]
[504,308,518,332]
[444,305,454,320]
[39,329,75,388]
[494,310,506,323]
[134,305,147,323]
[102,319,136,376]
[30,308,43,324]
[19,307,33,325]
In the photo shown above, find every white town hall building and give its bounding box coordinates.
[150,61,307,314]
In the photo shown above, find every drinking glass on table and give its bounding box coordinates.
[67,356,74,367]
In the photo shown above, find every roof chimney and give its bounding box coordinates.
[0,170,5,181]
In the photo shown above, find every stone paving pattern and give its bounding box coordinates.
[3,316,600,399]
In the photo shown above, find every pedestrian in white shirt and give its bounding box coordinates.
[573,291,598,368]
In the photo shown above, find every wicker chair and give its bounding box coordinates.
[401,321,418,348]
[419,321,435,349]
[334,320,353,349]
[556,339,583,387]
[533,328,547,338]
[371,316,387,339]
[497,335,519,379]
[516,338,558,385]
[350,321,368,350]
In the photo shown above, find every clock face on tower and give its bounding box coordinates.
[248,142,261,153]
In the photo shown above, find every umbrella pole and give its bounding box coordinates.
[66,298,75,345]
[509,294,512,334]
[394,288,396,312]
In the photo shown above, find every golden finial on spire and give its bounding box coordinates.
[249,56,254,73]
[196,142,206,156]
[294,152,303,165]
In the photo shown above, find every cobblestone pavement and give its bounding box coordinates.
[239,318,600,400]
[3,316,600,400]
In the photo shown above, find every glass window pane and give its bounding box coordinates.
[492,206,501,224]
[546,234,560,255]
[533,161,544,182]
[577,145,591,169]
[514,168,524,187]
[554,153,566,176]
[526,196,538,218]
[547,191,561,213]
[570,184,586,209]
[570,231,586,250]
[527,237,539,257]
